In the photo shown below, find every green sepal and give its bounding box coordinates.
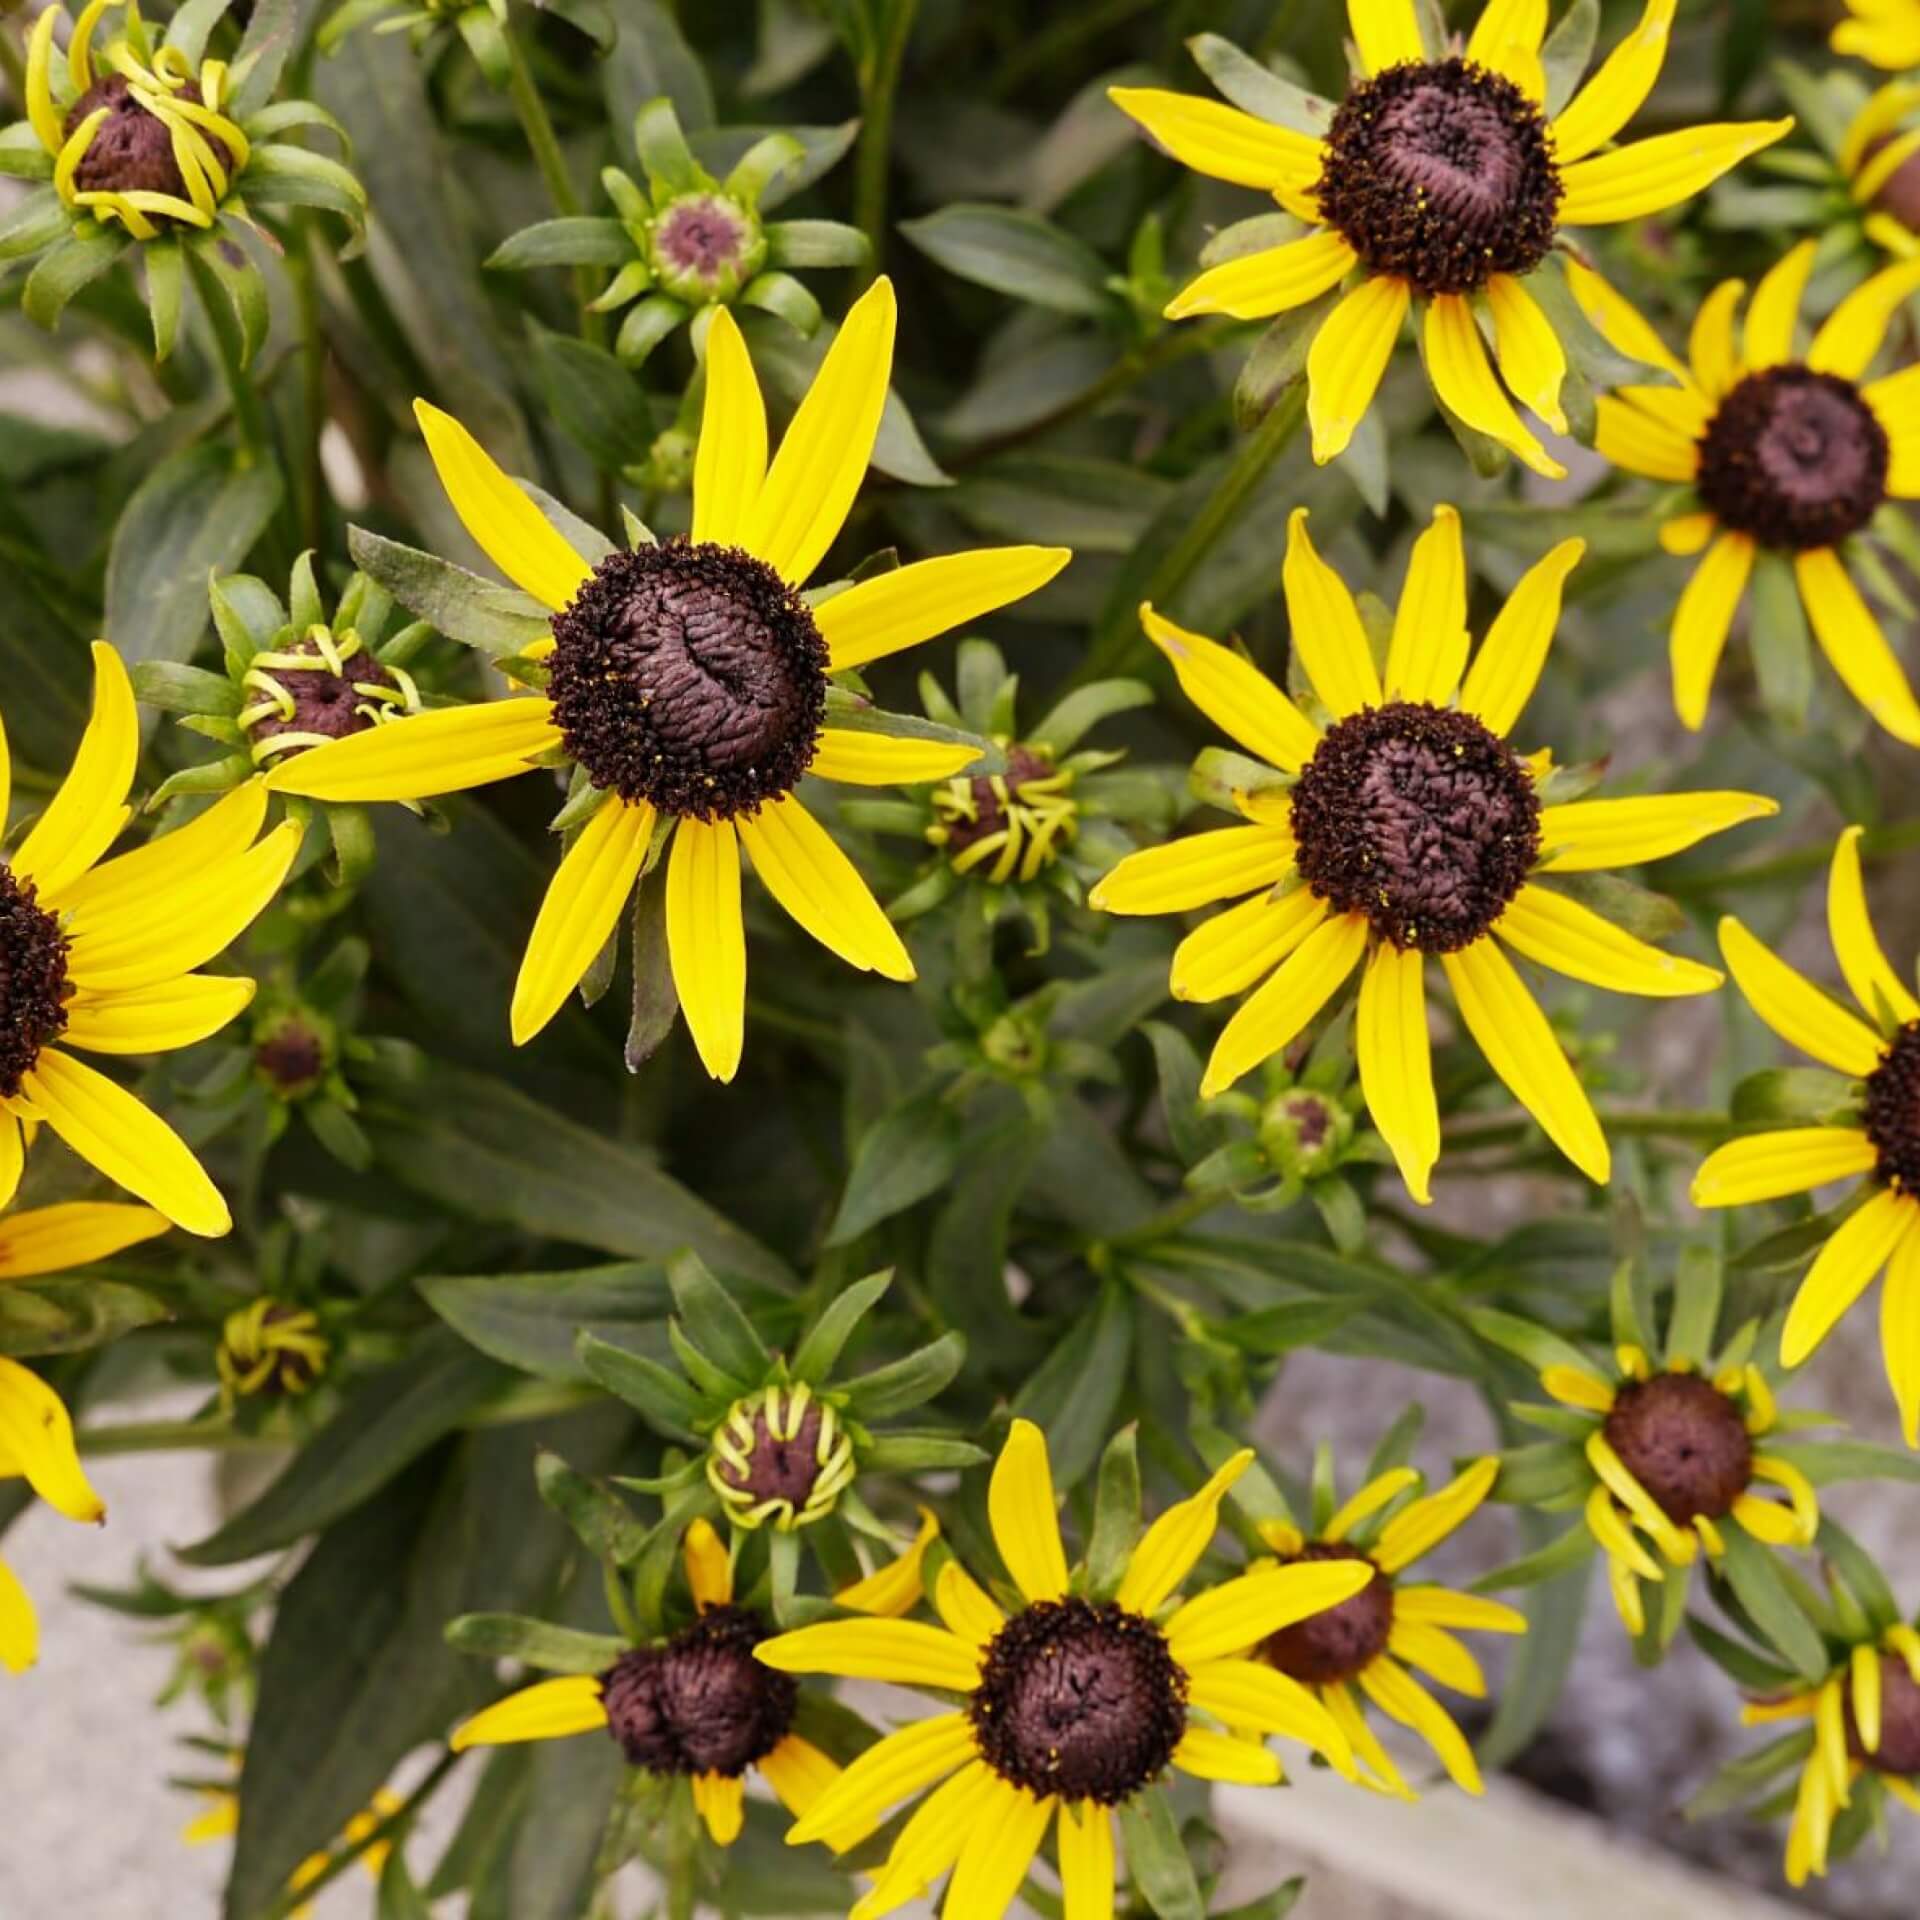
[1083,1422,1141,1602]
[576,1330,707,1440]
[790,1270,893,1383]
[444,1614,627,1673]
[535,1447,649,1563]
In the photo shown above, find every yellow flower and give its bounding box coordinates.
[1089,508,1774,1202]
[754,1420,1369,1920]
[1835,0,1920,71]
[1693,828,1920,1439]
[259,279,1070,1081]
[1838,83,1920,258]
[1110,0,1790,471]
[1742,1626,1920,1886]
[1583,243,1920,742]
[1254,1457,1524,1800]
[215,1298,330,1409]
[449,1517,865,1850]
[0,643,299,1234]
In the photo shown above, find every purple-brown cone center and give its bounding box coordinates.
[246,638,399,756]
[1866,1022,1920,1195]
[600,1606,796,1777]
[1848,1655,1920,1775]
[713,1400,826,1509]
[1260,1544,1393,1685]
[1603,1374,1753,1523]
[0,869,70,1099]
[64,73,202,204]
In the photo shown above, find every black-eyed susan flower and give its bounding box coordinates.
[3,0,362,352]
[1250,1453,1523,1800]
[215,1299,330,1412]
[258,281,1069,1080]
[1109,0,1790,472]
[1583,244,1920,741]
[1692,829,1920,1439]
[754,1420,1367,1920]
[1835,0,1920,70]
[1090,507,1773,1201]
[450,1518,870,1850]
[0,644,300,1234]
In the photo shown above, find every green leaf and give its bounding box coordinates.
[1664,1245,1724,1368]
[445,1613,628,1673]
[1474,1516,1592,1770]
[840,1330,966,1420]
[419,1263,674,1384]
[605,0,714,165]
[1750,548,1814,732]
[22,224,128,330]
[1685,1613,1801,1691]
[1185,34,1333,135]
[1116,1790,1205,1920]
[1762,1439,1920,1486]
[900,205,1115,317]
[1010,1279,1133,1490]
[1730,1067,1861,1127]
[1715,1524,1830,1682]
[529,324,657,473]
[1466,1306,1593,1378]
[855,1432,987,1472]
[1084,1423,1141,1601]
[576,1330,706,1439]
[1473,1522,1597,1591]
[668,1249,770,1382]
[377,1852,433,1920]
[1816,1516,1900,1633]
[1540,0,1600,115]
[130,660,244,716]
[1217,1298,1361,1354]
[0,1279,170,1356]
[535,1447,650,1562]
[827,1091,963,1245]
[791,1270,893,1382]
[488,217,636,270]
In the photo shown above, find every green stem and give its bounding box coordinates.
[186,251,270,462]
[288,219,327,558]
[1094,1186,1222,1257]
[500,19,603,345]
[851,0,920,289]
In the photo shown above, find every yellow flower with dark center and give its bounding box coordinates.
[449,1518,868,1849]
[1693,829,1920,1438]
[1742,1625,1920,1885]
[1837,84,1920,258]
[237,624,422,771]
[1253,1457,1524,1800]
[215,1298,330,1409]
[754,1420,1368,1920]
[705,1380,857,1531]
[259,280,1070,1081]
[1110,0,1790,472]
[927,747,1079,886]
[0,643,299,1234]
[1835,0,1920,70]
[1583,244,1920,741]
[1090,509,1774,1201]
[0,1198,168,1672]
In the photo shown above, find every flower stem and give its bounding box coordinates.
[851,0,920,289]
[185,249,270,462]
[501,19,604,345]
[288,218,328,557]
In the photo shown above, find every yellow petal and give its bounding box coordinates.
[1534,791,1777,871]
[944,1781,1052,1920]
[1389,1620,1487,1696]
[745,276,896,584]
[1863,362,1920,440]
[1742,239,1817,369]
[989,1416,1069,1602]
[24,6,61,159]
[1783,1189,1918,1367]
[1172,1726,1283,1786]
[1593,393,1701,483]
[1358,1656,1484,1794]
[1467,0,1548,91]
[1386,505,1469,705]
[1091,824,1298,917]
[23,1049,229,1236]
[692,306,767,546]
[1621,381,1716,440]
[1282,509,1383,718]
[738,794,912,980]
[0,1355,104,1523]
[1483,275,1567,434]
[414,400,593,612]
[0,1553,35,1673]
[1550,0,1679,163]
[1692,1127,1880,1207]
[1796,546,1920,747]
[1669,530,1755,730]
[818,546,1072,673]
[1542,1364,1618,1411]
[837,1507,940,1617]
[0,1201,168,1279]
[758,1618,983,1690]
[784,1714,975,1848]
[1561,257,1691,383]
[693,1771,745,1846]
[1166,1560,1373,1664]
[683,1515,733,1610]
[665,819,746,1083]
[759,1733,845,1831]
[1689,277,1747,399]
[54,782,267,925]
[1324,1468,1420,1543]
[61,974,256,1056]
[934,1560,1006,1649]
[1661,513,1718,556]
[512,797,654,1046]
[1200,910,1367,1098]
[1835,4,1920,70]
[1107,87,1328,193]
[1830,826,1919,1028]
[1166,229,1356,321]
[1809,257,1920,380]
[1441,938,1610,1183]
[261,698,563,803]
[1458,537,1585,736]
[1719,915,1885,1076]
[809,731,979,785]
[1307,273,1409,464]
[1141,603,1321,771]
[1375,1458,1498,1574]
[14,643,137,900]
[1495,884,1722,998]
[1348,0,1426,73]
[1557,120,1795,226]
[1394,1585,1528,1634]
[1058,1798,1116,1920]
[1881,1224,1920,1448]
[450,1674,608,1751]
[1183,1656,1355,1767]
[1356,942,1439,1206]
[1171,887,1327,1004]
[1115,1448,1254,1616]
[1425,294,1565,479]
[850,1762,999,1917]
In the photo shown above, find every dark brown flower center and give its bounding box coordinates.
[1847,1655,1920,1775]
[1603,1374,1753,1523]
[1289,702,1540,953]
[253,1015,327,1099]
[600,1606,796,1778]
[245,637,399,757]
[0,869,70,1099]
[1315,59,1561,297]
[1259,1544,1393,1685]
[548,542,827,821]
[64,73,202,204]
[713,1399,825,1509]
[940,747,1053,858]
[1696,368,1889,552]
[970,1597,1187,1803]
[1866,1022,1920,1195]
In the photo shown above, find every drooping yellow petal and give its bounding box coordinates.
[24,6,62,159]
[665,819,746,1084]
[1324,1679,1413,1798]
[1692,1128,1880,1208]
[1183,1656,1355,1768]
[1348,0,1426,74]
[758,1618,983,1690]
[693,1772,746,1846]
[1200,910,1367,1098]
[1141,604,1321,772]
[1174,1728,1283,1789]
[0,1554,35,1673]
[1782,1188,1918,1367]
[943,1780,1053,1920]
[838,1507,940,1618]
[1358,1656,1485,1794]
[989,1416,1069,1603]
[1808,257,1920,379]
[1425,294,1565,478]
[1106,88,1328,194]
[260,698,563,803]
[850,1762,999,1918]
[1669,531,1755,731]
[1165,1560,1374,1664]
[1550,0,1679,164]
[1542,1364,1618,1411]
[53,782,267,924]
[818,546,1072,673]
[1091,824,1298,917]
[1495,884,1722,998]
[745,276,896,585]
[1115,1449,1253,1616]
[1458,537,1585,737]
[1660,513,1718,556]
[511,797,654,1046]
[1830,826,1919,1029]
[1282,509,1383,718]
[760,1734,863,1850]
[1534,791,1777,872]
[1561,258,1690,383]
[60,974,257,1056]
[738,794,912,980]
[1307,274,1410,464]
[1172,886,1327,1004]
[413,401,593,612]
[1166,230,1356,322]
[1441,938,1610,1184]
[1593,394,1702,483]
[1356,942,1439,1206]
[1375,1459,1498,1574]
[808,732,979,785]
[1386,505,1468,705]
[783,1715,976,1848]
[0,1355,104,1523]
[1485,275,1567,434]
[1057,1797,1117,1920]
[1556,120,1795,226]
[1394,1585,1528,1634]
[13,643,137,900]
[1881,1225,1920,1448]
[683,1515,734,1610]
[0,1121,21,1217]
[1389,1620,1487,1697]
[450,1675,609,1750]
[0,1201,168,1279]
[1743,239,1817,369]
[934,1560,1006,1649]
[22,1049,229,1237]
[692,306,767,547]
[1719,916,1885,1077]
[1796,546,1920,748]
